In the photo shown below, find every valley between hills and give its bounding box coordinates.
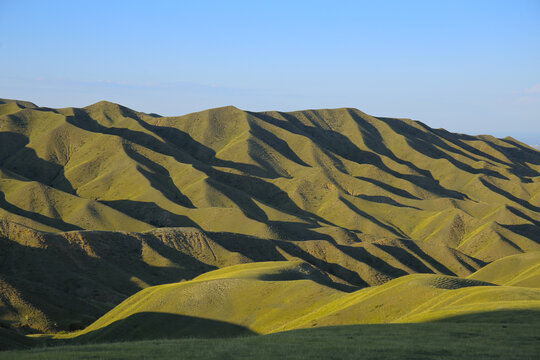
[0,98,539,353]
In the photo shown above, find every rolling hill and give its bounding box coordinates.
[0,222,485,333]
[1,98,539,261]
[0,98,539,343]
[53,260,540,343]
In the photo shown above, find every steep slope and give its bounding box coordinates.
[468,251,540,288]
[0,99,539,262]
[0,222,484,333]
[1,98,540,336]
[54,261,540,342]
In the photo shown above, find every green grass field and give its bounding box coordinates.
[2,321,539,360]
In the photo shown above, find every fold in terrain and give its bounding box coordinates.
[1,98,539,343]
[1,98,539,262]
[48,260,540,342]
[0,222,484,333]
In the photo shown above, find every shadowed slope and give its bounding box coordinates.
[0,222,485,333]
[3,320,540,359]
[53,261,540,342]
[1,98,540,335]
[0,328,33,351]
[72,313,255,343]
[0,99,538,262]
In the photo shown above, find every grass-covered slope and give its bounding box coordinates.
[3,322,540,360]
[1,98,540,336]
[468,251,540,288]
[0,222,487,333]
[1,98,539,262]
[49,261,539,343]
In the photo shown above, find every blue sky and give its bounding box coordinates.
[1,0,539,144]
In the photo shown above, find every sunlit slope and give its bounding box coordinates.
[59,261,540,342]
[62,261,341,341]
[0,222,485,333]
[468,251,540,288]
[277,274,540,332]
[1,99,539,262]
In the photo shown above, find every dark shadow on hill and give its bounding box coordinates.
[209,232,287,261]
[66,108,203,166]
[0,132,75,194]
[65,110,330,226]
[422,127,511,167]
[371,243,441,275]
[204,178,269,222]
[246,138,292,178]
[479,178,540,212]
[100,200,198,228]
[208,232,362,290]
[348,110,494,183]
[0,327,35,350]
[121,142,195,208]
[273,240,370,288]
[401,239,482,274]
[499,223,540,245]
[428,128,540,178]
[396,240,461,274]
[335,244,409,279]
[495,138,540,176]
[266,221,334,242]
[0,228,216,333]
[505,205,540,227]
[256,262,360,292]
[429,309,540,324]
[375,117,509,180]
[248,121,311,168]
[251,111,469,200]
[355,194,421,210]
[339,196,407,238]
[70,312,255,344]
[0,191,82,231]
[203,167,334,225]
[355,176,421,200]
[497,233,524,251]
[114,107,277,178]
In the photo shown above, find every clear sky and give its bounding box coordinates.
[1,0,539,145]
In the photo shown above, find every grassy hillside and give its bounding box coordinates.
[1,98,539,348]
[0,221,490,332]
[3,321,539,359]
[45,260,539,343]
[1,98,539,261]
[0,221,488,333]
[468,251,540,288]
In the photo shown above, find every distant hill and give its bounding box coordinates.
[1,98,539,259]
[0,98,539,336]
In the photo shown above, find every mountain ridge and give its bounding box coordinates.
[0,98,539,336]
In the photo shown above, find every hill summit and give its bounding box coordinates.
[1,98,538,260]
[0,98,539,334]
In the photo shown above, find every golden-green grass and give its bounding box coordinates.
[469,251,540,288]
[1,97,540,348]
[1,98,539,261]
[34,260,537,344]
[0,222,489,333]
[3,321,540,359]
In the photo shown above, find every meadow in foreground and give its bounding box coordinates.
[2,320,539,360]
